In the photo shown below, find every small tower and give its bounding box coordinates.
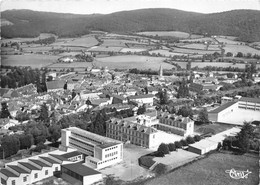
[159,65,163,77]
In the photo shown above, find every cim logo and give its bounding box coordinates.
[225,168,252,179]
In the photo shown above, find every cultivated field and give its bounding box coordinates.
[101,39,140,47]
[170,47,218,55]
[215,37,243,45]
[137,31,190,38]
[88,46,123,52]
[174,61,247,69]
[1,54,59,68]
[180,37,215,43]
[51,35,98,47]
[94,55,175,70]
[145,152,259,185]
[120,48,148,53]
[223,45,260,55]
[149,50,189,57]
[47,62,93,71]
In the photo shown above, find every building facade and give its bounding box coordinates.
[61,127,123,169]
[156,112,194,136]
[106,118,158,148]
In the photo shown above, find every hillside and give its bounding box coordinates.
[1,9,260,42]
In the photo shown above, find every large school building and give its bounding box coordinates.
[61,127,123,169]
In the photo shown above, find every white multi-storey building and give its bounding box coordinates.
[61,127,123,169]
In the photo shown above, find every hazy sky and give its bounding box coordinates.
[1,0,259,14]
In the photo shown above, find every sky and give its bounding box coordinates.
[1,0,259,14]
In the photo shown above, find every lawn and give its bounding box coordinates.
[145,152,259,185]
[137,31,190,38]
[94,55,175,70]
[153,149,199,168]
[194,123,234,135]
[1,54,59,68]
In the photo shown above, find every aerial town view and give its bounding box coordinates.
[0,0,259,185]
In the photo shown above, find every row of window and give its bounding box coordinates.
[105,151,118,158]
[159,118,187,129]
[62,167,83,182]
[89,160,97,165]
[104,145,118,151]
[70,137,94,148]
[99,157,118,165]
[69,142,93,154]
[72,132,102,145]
[107,128,149,139]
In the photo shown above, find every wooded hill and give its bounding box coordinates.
[1,8,260,42]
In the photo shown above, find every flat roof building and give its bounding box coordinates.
[61,127,123,169]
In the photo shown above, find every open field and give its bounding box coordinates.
[137,31,190,38]
[223,45,260,55]
[180,37,215,43]
[1,33,57,43]
[100,144,154,182]
[149,50,189,57]
[94,55,174,70]
[120,48,148,53]
[153,149,199,168]
[1,54,59,68]
[215,37,242,45]
[51,35,98,47]
[173,61,248,69]
[194,123,234,135]
[171,47,220,55]
[218,35,237,40]
[179,43,221,51]
[102,39,140,47]
[88,46,123,52]
[145,152,259,185]
[47,62,93,71]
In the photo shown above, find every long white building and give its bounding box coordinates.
[61,127,123,169]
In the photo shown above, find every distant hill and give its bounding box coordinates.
[1,9,260,42]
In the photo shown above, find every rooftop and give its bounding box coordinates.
[29,159,52,167]
[209,101,237,114]
[18,162,41,171]
[0,168,18,177]
[39,156,61,164]
[62,162,101,177]
[239,97,260,104]
[128,94,154,100]
[60,151,82,159]
[7,165,29,174]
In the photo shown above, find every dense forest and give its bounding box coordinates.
[1,9,260,42]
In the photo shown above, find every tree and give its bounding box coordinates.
[158,89,168,105]
[236,52,243,58]
[0,102,11,118]
[38,103,49,124]
[0,135,20,159]
[177,79,189,98]
[177,106,193,118]
[157,143,169,156]
[137,105,146,115]
[194,135,201,142]
[180,139,188,147]
[197,108,209,123]
[168,143,176,151]
[18,134,34,149]
[186,136,195,144]
[174,141,182,148]
[48,125,61,143]
[226,52,233,57]
[237,122,254,153]
[16,111,30,122]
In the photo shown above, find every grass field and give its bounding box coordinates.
[224,45,260,55]
[102,39,140,47]
[149,50,189,57]
[145,152,259,185]
[1,54,59,68]
[51,35,98,47]
[174,61,247,69]
[137,31,190,38]
[88,46,123,52]
[94,55,174,70]
[215,37,242,45]
[171,47,219,55]
[180,37,215,43]
[120,48,148,53]
[194,123,234,135]
[47,62,93,71]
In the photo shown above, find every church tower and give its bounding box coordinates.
[159,65,163,77]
